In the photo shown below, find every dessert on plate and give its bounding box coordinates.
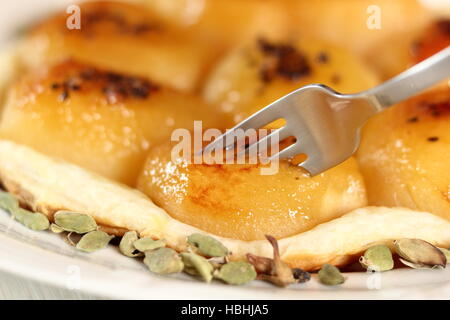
[0,0,449,286]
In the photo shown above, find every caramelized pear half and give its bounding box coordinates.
[19,1,218,92]
[0,61,223,185]
[203,38,379,124]
[358,87,450,220]
[137,142,367,241]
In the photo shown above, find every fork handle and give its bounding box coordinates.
[364,46,450,110]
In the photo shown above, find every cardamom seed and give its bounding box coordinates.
[187,233,229,257]
[50,223,64,233]
[181,252,214,282]
[360,245,394,272]
[318,264,345,286]
[0,191,18,213]
[292,268,311,283]
[119,231,141,257]
[133,237,166,252]
[13,208,49,231]
[76,230,114,253]
[54,211,97,234]
[208,256,228,269]
[215,261,256,285]
[394,239,446,269]
[144,248,184,275]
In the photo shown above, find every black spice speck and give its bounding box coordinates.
[407,116,419,123]
[51,65,158,104]
[316,52,329,64]
[428,136,439,142]
[431,109,441,117]
[258,38,311,83]
[418,100,450,118]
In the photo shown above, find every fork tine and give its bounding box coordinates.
[269,142,303,160]
[298,157,322,176]
[201,130,231,154]
[202,105,280,154]
[236,126,289,158]
[235,105,280,130]
[268,125,318,161]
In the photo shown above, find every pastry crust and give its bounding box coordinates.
[1,139,450,270]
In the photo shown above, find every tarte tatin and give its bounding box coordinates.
[0,0,449,284]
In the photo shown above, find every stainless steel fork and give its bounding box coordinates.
[203,46,450,175]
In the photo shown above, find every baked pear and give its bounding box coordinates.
[137,142,368,241]
[0,60,223,185]
[18,1,218,92]
[358,86,450,221]
[203,38,379,124]
[358,19,450,219]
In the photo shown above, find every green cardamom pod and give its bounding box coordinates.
[119,231,141,257]
[133,237,166,252]
[394,239,446,269]
[318,264,345,286]
[144,248,184,275]
[215,261,256,285]
[0,191,19,213]
[13,208,49,231]
[54,211,97,234]
[181,252,214,283]
[360,245,394,272]
[76,230,114,253]
[187,233,229,257]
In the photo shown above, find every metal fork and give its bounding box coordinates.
[203,46,450,175]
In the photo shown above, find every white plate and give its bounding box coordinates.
[0,0,449,300]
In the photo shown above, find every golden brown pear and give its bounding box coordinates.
[0,60,224,185]
[203,38,379,125]
[357,86,450,221]
[137,142,368,241]
[358,19,450,219]
[18,1,219,92]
